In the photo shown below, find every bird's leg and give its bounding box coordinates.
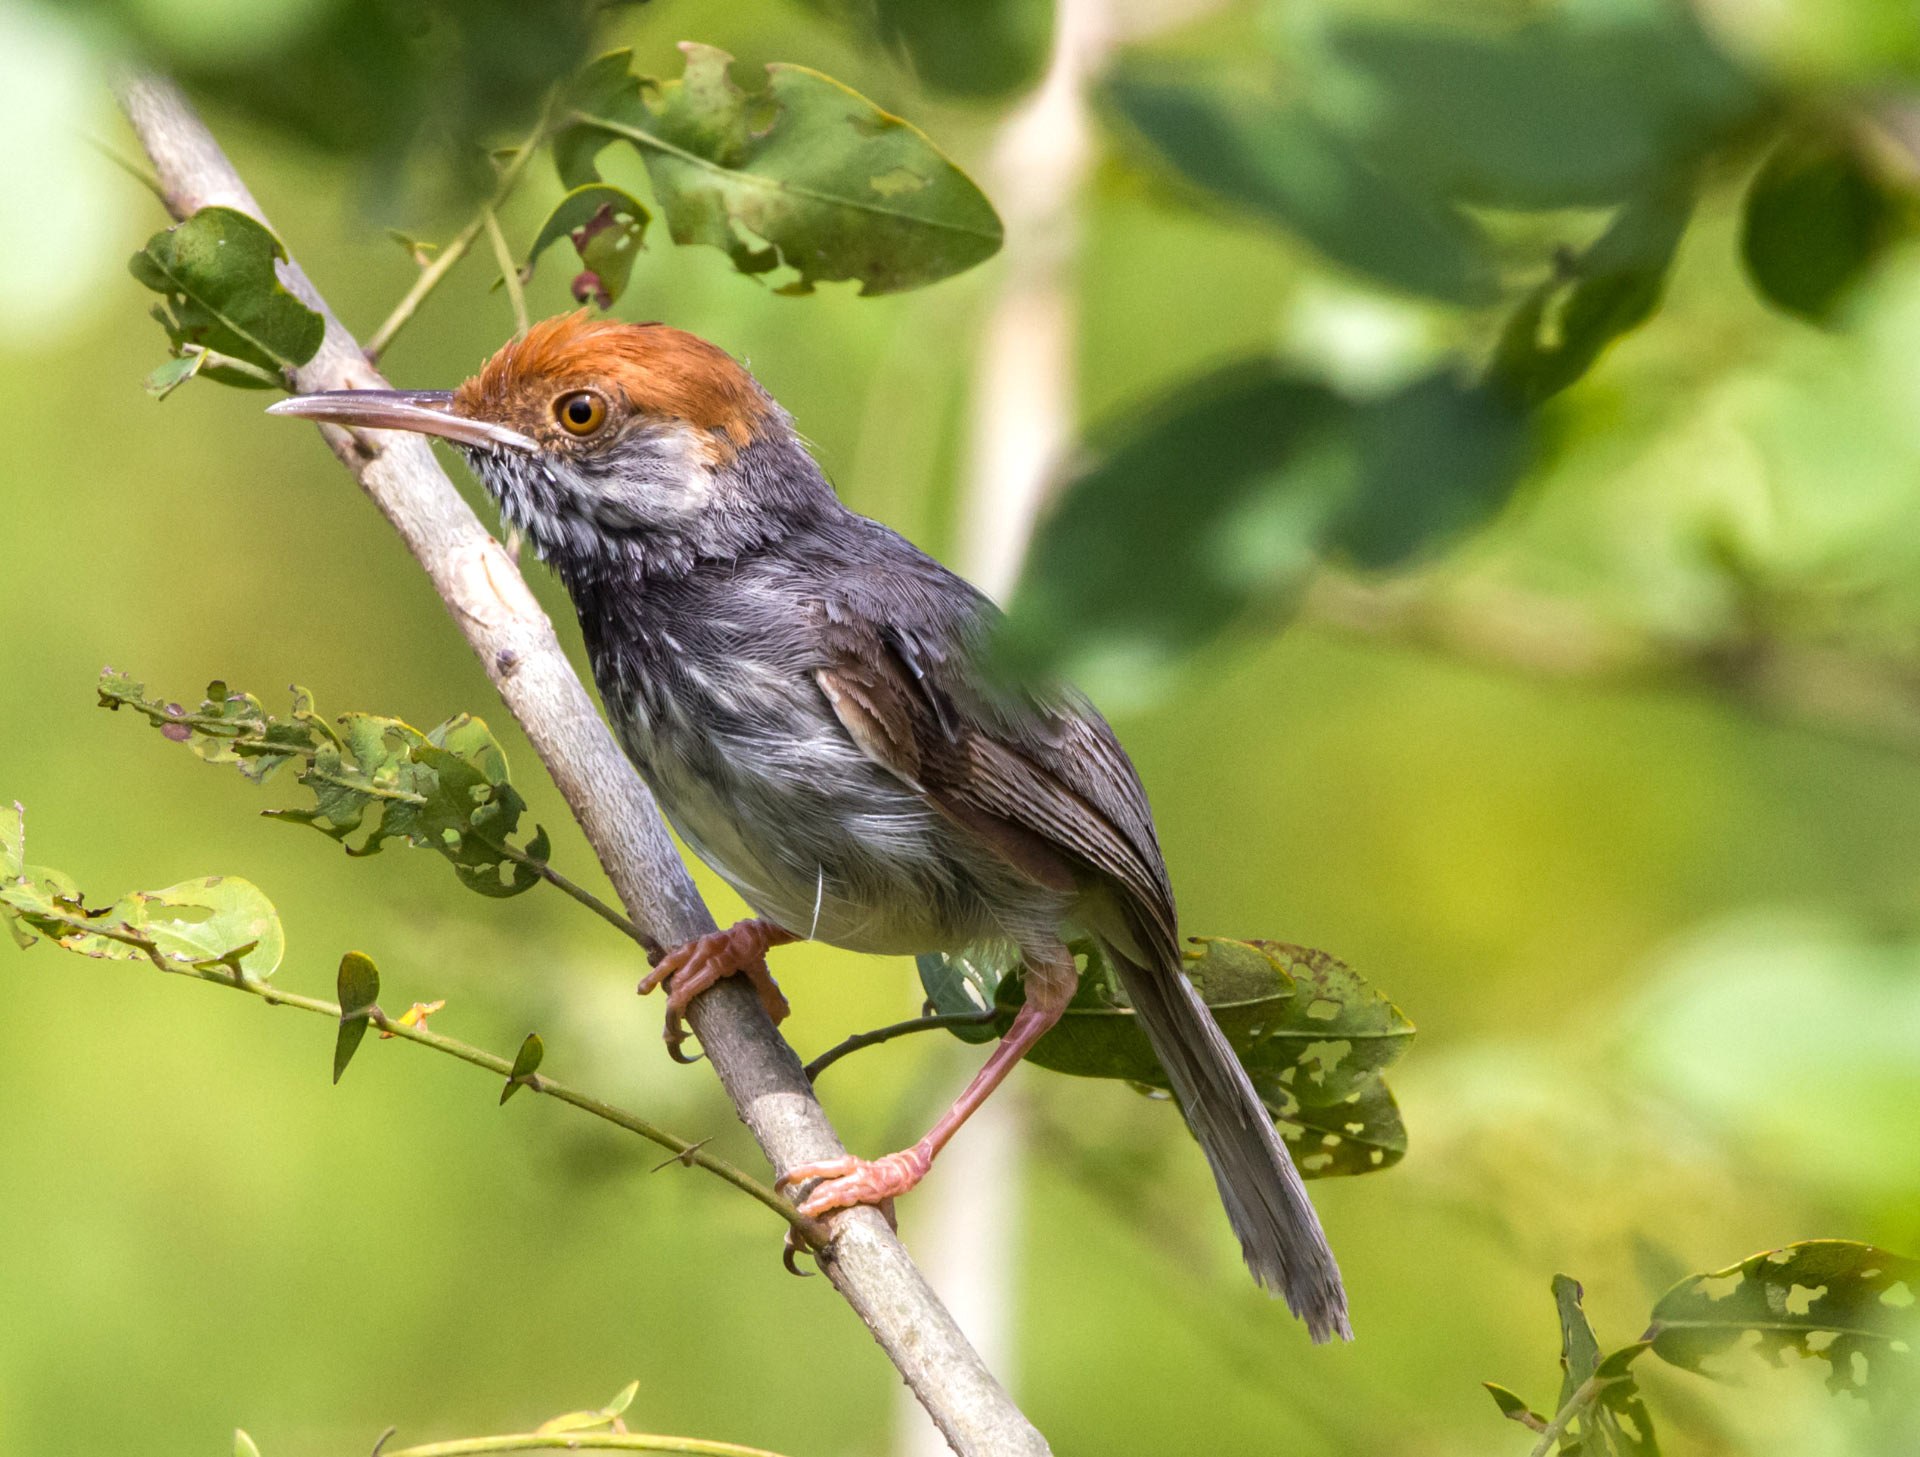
[777,939,1077,1220]
[641,918,796,1056]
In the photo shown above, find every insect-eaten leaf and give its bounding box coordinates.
[915,946,1007,1044]
[921,936,1413,1179]
[1488,1278,1658,1455]
[129,207,323,392]
[333,950,381,1084]
[999,361,1528,705]
[526,184,651,308]
[501,1032,544,1104]
[553,44,1002,294]
[1741,126,1916,324]
[100,674,552,900]
[2,804,283,981]
[1648,1241,1919,1405]
[1490,186,1697,408]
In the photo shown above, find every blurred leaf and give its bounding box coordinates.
[602,1380,639,1419]
[2,810,282,982]
[233,1432,261,1457]
[1742,124,1914,323]
[915,947,1006,1043]
[1002,363,1529,696]
[554,44,1003,295]
[1314,4,1765,209]
[101,673,550,899]
[525,183,651,308]
[1484,1382,1548,1432]
[1491,187,1697,408]
[143,350,206,400]
[128,207,324,389]
[501,1031,544,1104]
[1102,63,1497,304]
[801,0,1055,98]
[1648,1241,1920,1404]
[381,999,445,1039]
[923,936,1412,1178]
[333,950,380,1084]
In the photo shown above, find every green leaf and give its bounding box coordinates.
[144,350,206,400]
[1001,363,1528,700]
[601,1380,639,1419]
[233,1431,261,1457]
[928,936,1413,1179]
[333,951,380,1085]
[1313,5,1764,210]
[128,207,323,388]
[915,947,1008,1043]
[801,0,1055,98]
[1,811,283,984]
[501,1031,544,1104]
[1483,1382,1548,1433]
[1648,1241,1920,1404]
[1101,63,1497,304]
[1741,125,1914,323]
[554,44,1003,295]
[525,184,651,309]
[1490,187,1697,409]
[101,674,549,900]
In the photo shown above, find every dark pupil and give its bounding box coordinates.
[566,396,594,425]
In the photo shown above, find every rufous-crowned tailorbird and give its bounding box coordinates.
[269,313,1350,1341]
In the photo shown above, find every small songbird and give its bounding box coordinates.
[270,313,1349,1340]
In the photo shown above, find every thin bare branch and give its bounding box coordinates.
[115,71,1050,1457]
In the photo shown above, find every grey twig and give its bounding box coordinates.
[115,72,1049,1457]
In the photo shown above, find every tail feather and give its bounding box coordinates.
[1110,947,1352,1342]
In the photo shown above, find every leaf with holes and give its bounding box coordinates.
[128,206,323,389]
[1552,1277,1660,1456]
[916,946,1008,1044]
[932,936,1413,1179]
[1648,1241,1920,1405]
[554,44,1002,294]
[525,184,651,308]
[103,674,550,900]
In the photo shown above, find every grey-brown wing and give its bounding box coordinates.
[812,568,1180,966]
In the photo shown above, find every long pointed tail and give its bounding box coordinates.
[1110,948,1351,1341]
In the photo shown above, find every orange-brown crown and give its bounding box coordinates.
[453,313,770,453]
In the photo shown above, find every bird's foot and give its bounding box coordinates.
[640,919,793,1058]
[777,1145,933,1219]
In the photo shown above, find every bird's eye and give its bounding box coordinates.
[555,391,607,436]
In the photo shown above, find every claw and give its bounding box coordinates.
[779,1148,930,1220]
[639,919,794,1057]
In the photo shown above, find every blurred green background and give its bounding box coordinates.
[4,0,1920,1453]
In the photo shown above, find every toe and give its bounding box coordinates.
[777,1156,857,1191]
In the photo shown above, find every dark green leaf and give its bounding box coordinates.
[1742,125,1913,323]
[1002,363,1529,695]
[801,0,1055,98]
[946,937,1412,1179]
[1101,63,1497,304]
[1491,188,1697,408]
[553,44,1003,294]
[1648,1241,1919,1405]
[333,951,381,1085]
[102,674,548,900]
[501,1032,544,1104]
[128,207,323,388]
[915,947,1006,1043]
[525,184,651,309]
[1315,6,1764,209]
[1484,1382,1548,1433]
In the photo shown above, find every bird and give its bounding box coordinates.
[269,312,1350,1341]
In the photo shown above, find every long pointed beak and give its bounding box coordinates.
[267,389,538,453]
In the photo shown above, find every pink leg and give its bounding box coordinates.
[778,940,1076,1220]
[641,918,795,1056]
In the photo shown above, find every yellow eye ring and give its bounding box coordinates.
[555,390,607,436]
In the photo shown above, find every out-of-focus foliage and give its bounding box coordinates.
[798,0,1055,98]
[101,674,553,899]
[920,935,1412,1178]
[555,45,1004,295]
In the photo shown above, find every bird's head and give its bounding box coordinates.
[270,313,833,573]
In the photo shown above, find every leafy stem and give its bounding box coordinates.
[380,1434,790,1457]
[171,958,822,1241]
[489,837,663,958]
[365,104,554,362]
[1526,1373,1606,1457]
[484,207,531,337]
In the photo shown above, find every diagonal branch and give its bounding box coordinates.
[115,72,1049,1457]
